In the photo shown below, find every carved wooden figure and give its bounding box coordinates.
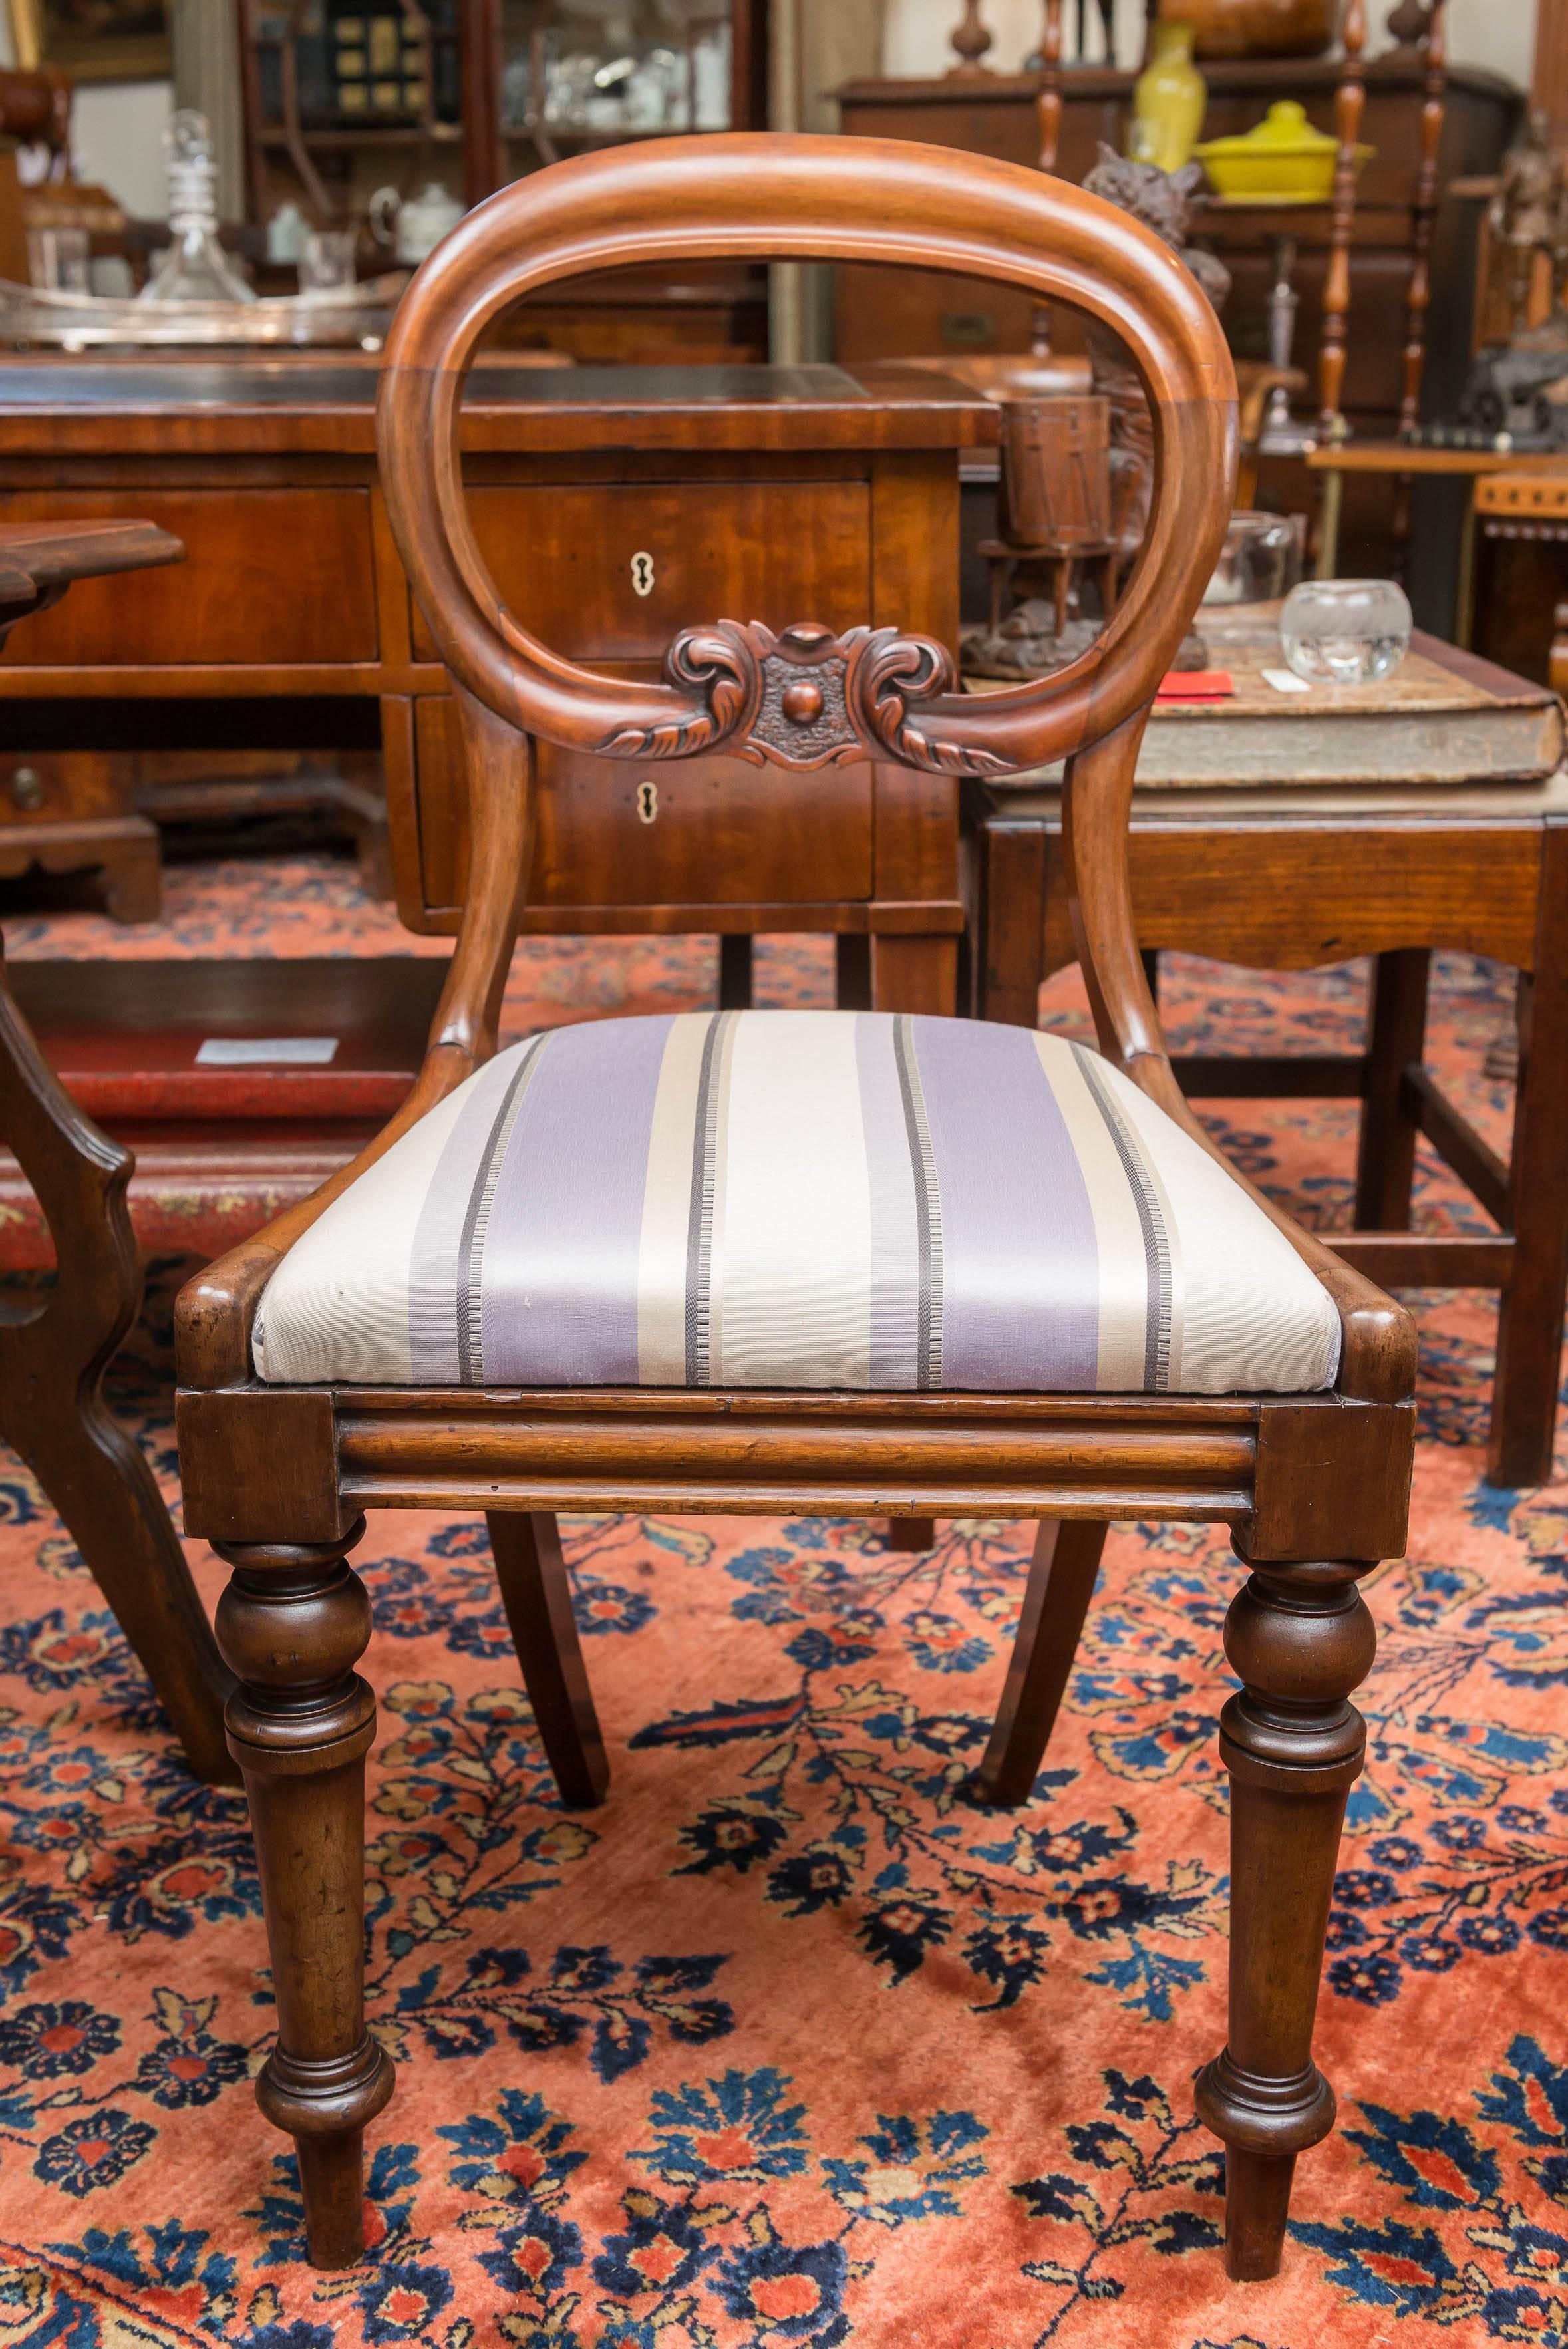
[174,134,1416,2283]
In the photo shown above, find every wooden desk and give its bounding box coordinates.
[967,634,1568,1488]
[0,359,993,1010]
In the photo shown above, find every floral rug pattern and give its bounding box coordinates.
[1,858,1565,2346]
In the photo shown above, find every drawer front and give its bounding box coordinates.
[0,749,132,828]
[409,480,873,662]
[0,489,378,667]
[413,695,873,917]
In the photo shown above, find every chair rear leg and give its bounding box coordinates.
[488,1511,609,1809]
[975,1519,1106,1807]
[1196,1557,1376,2280]
[213,1520,394,2269]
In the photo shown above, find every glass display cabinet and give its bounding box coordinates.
[238,0,768,357]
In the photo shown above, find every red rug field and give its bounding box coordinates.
[0,856,1565,2348]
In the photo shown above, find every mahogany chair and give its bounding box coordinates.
[174,134,1416,2286]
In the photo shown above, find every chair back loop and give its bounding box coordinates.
[378,133,1237,780]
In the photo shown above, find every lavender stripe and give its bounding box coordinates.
[407,1041,544,1383]
[477,1015,675,1384]
[855,1013,921,1388]
[911,1016,1100,1388]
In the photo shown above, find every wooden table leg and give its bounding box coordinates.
[836,931,873,1010]
[0,958,236,1784]
[1490,820,1568,1487]
[870,935,959,1016]
[1354,947,1429,1231]
[973,818,1046,1027]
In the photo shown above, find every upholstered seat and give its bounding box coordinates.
[253,1009,1339,1394]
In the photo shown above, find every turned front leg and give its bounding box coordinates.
[214,1521,394,2269]
[1195,1559,1376,2282]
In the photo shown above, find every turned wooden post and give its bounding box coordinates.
[1037,0,1063,171]
[214,1519,394,2269]
[948,0,994,74]
[1195,1556,1377,2280]
[1398,1,1448,440]
[1030,2,1065,357]
[1319,0,1368,436]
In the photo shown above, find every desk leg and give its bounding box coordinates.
[836,933,872,1011]
[718,934,753,1010]
[1355,948,1428,1231]
[0,965,235,1784]
[975,820,1047,1028]
[1491,822,1568,1487]
[871,935,959,1017]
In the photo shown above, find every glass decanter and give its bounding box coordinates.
[138,109,255,305]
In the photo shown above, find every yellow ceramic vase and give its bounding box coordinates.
[1132,22,1207,175]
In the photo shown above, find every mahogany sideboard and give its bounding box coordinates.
[832,56,1517,437]
[0,358,994,1011]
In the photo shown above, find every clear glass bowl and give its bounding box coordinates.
[1279,577,1412,685]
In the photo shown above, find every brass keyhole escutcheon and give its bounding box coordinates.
[636,779,658,824]
[9,765,43,811]
[630,550,655,597]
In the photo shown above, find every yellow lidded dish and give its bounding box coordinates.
[1194,99,1372,203]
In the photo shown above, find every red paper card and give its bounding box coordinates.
[1156,669,1234,701]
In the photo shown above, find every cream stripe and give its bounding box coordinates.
[253,1072,479,1385]
[1032,1036,1148,1390]
[704,1011,740,1385]
[637,1012,712,1384]
[712,1010,873,1388]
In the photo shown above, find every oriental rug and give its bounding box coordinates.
[0,858,1563,2349]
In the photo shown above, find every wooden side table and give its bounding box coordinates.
[967,639,1568,1488]
[0,518,179,917]
[0,518,245,1786]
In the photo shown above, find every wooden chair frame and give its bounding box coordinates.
[173,134,1416,2284]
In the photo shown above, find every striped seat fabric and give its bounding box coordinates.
[253,1011,1340,1394]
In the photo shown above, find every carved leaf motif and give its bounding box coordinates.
[594,616,1011,776]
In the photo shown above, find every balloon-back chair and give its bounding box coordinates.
[174,134,1415,2285]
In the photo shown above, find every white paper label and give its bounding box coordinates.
[1261,667,1311,695]
[195,1036,339,1066]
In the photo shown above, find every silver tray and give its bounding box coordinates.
[0,271,410,351]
